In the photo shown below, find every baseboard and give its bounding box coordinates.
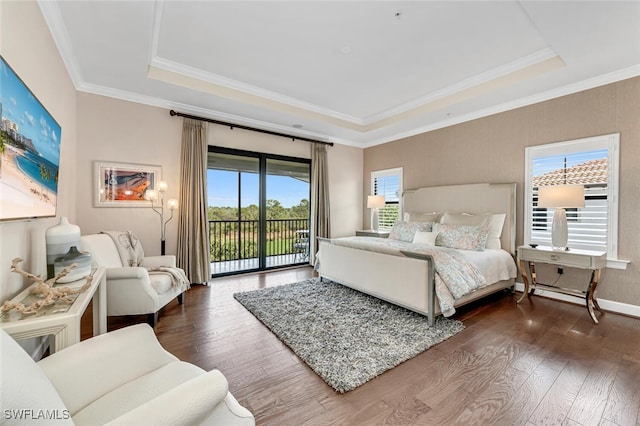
[514,282,640,319]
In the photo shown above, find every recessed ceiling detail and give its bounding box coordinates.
[148,47,565,133]
[39,0,640,147]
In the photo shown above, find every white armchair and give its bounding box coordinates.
[80,233,188,326]
[1,324,255,425]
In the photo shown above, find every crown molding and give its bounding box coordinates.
[361,64,640,148]
[149,56,364,126]
[37,0,83,89]
[75,81,358,147]
[363,48,560,125]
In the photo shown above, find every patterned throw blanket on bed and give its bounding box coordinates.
[102,231,190,290]
[321,237,487,317]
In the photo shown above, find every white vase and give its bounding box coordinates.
[46,217,81,278]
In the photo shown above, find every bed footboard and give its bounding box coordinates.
[317,240,437,325]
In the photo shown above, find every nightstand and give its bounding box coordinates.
[356,230,390,238]
[517,245,606,323]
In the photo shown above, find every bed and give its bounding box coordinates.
[316,182,518,326]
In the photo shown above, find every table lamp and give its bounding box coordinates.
[367,195,385,232]
[538,184,584,250]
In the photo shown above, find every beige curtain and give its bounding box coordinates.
[310,143,330,260]
[177,118,210,283]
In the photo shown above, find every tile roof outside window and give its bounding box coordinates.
[533,158,608,187]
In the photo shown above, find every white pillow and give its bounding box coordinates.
[441,211,490,226]
[404,212,442,223]
[485,214,506,249]
[412,231,437,246]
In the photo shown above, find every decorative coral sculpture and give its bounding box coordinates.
[1,258,92,315]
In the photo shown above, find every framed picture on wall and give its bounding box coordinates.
[94,161,161,207]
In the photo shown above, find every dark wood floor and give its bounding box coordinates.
[82,267,640,426]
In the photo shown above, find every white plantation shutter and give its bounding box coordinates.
[371,168,402,231]
[525,134,619,258]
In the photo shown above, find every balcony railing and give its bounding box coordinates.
[209,218,309,274]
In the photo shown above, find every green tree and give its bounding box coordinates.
[266,199,286,219]
[289,199,310,219]
[241,204,259,220]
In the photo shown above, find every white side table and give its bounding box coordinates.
[517,245,606,323]
[356,230,390,238]
[1,267,107,352]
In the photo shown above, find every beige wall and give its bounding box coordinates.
[76,94,363,256]
[364,77,640,306]
[0,1,77,302]
[76,93,183,255]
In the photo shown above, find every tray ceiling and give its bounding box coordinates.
[39,1,640,147]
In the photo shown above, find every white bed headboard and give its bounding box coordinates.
[403,183,517,255]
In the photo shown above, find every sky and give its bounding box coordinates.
[0,58,62,165]
[207,169,309,208]
[532,149,607,176]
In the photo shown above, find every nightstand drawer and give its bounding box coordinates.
[518,246,606,269]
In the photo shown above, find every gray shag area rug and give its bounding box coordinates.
[233,278,465,393]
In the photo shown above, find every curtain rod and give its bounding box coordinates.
[169,110,334,147]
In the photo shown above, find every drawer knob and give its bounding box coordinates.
[550,254,559,261]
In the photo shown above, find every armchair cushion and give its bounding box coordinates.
[38,323,179,414]
[142,255,177,268]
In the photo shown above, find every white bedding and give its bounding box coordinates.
[454,248,517,285]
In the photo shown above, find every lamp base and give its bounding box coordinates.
[371,208,379,232]
[551,208,568,250]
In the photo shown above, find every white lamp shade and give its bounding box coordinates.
[145,189,157,201]
[367,195,385,209]
[538,185,585,208]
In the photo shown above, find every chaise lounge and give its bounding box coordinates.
[1,323,255,425]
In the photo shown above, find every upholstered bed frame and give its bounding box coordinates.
[317,182,517,325]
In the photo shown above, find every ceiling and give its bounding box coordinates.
[38,1,640,147]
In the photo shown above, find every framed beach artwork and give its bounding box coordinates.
[94,161,161,207]
[0,55,63,221]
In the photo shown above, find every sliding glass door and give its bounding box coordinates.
[208,147,310,276]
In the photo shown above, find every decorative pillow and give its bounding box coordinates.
[434,223,489,251]
[404,211,442,223]
[413,231,437,246]
[388,221,434,242]
[441,212,505,249]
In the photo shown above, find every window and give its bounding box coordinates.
[524,133,622,267]
[371,167,403,231]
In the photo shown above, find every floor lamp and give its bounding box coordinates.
[538,184,584,250]
[367,195,385,232]
[145,181,178,255]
